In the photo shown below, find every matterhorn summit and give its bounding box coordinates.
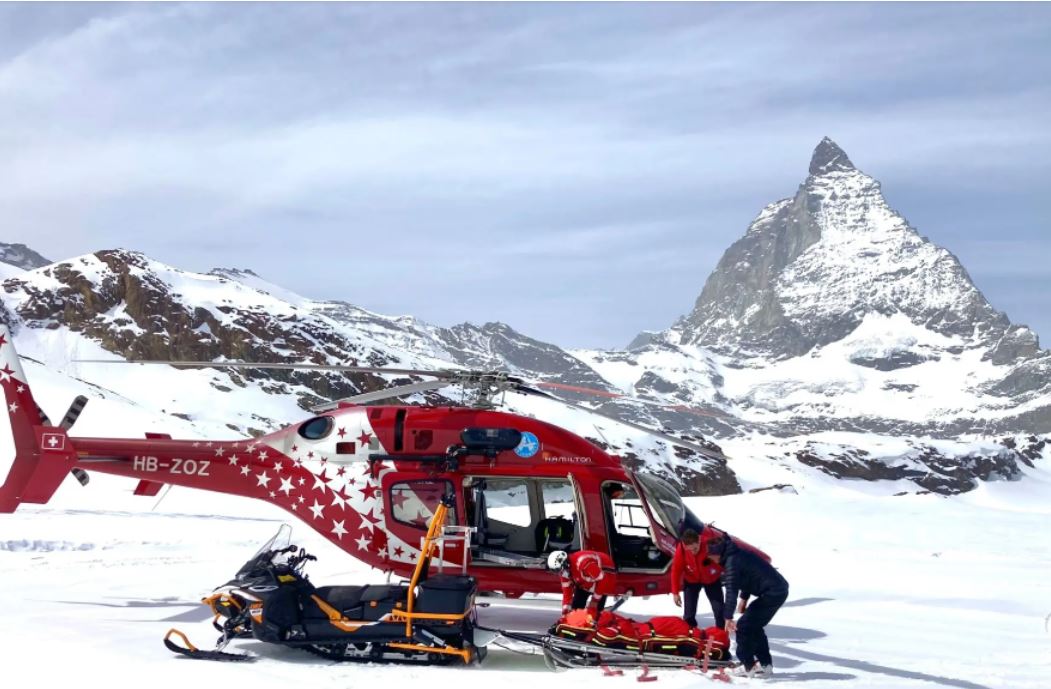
[673,137,1039,365]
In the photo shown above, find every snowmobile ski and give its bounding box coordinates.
[163,628,255,662]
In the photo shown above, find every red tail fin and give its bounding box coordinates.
[0,325,78,512]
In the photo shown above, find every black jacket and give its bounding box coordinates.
[721,544,788,620]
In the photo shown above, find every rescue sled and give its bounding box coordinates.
[165,495,483,665]
[488,609,734,672]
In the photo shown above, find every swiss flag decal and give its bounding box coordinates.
[41,433,66,452]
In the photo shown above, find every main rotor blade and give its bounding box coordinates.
[75,359,459,378]
[514,384,728,462]
[311,379,456,412]
[532,380,730,420]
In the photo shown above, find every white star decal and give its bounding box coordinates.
[16,385,25,393]
[228,454,239,466]
[359,513,375,533]
[290,503,298,511]
[268,490,276,499]
[278,477,295,496]
[215,447,225,457]
[255,471,271,488]
[240,465,251,476]
[312,474,328,493]
[297,476,306,486]
[8,402,18,413]
[258,450,268,460]
[355,534,371,551]
[309,499,325,520]
[297,495,305,504]
[274,461,284,473]
[331,520,348,540]
[330,492,346,510]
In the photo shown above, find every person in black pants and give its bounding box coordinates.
[706,535,789,678]
[671,529,726,629]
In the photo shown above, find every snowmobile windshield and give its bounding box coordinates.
[235,524,293,578]
[251,524,292,559]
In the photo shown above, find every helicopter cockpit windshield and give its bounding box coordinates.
[629,471,705,538]
[634,472,686,534]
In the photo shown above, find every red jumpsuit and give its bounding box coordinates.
[670,542,724,593]
[560,550,618,614]
[670,530,726,629]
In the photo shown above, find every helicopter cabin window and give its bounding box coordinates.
[298,416,334,441]
[603,481,670,571]
[390,480,456,530]
[464,477,581,566]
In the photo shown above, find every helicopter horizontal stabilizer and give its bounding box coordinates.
[0,325,79,512]
[133,479,166,497]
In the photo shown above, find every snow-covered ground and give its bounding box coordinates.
[3,452,1049,688]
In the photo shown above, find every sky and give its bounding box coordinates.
[0,3,1048,349]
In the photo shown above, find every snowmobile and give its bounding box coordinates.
[165,495,483,665]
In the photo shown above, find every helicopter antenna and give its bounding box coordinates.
[151,483,174,512]
[590,419,612,448]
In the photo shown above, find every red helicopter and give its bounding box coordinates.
[0,324,760,598]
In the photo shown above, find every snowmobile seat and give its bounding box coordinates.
[309,584,408,621]
[307,585,366,619]
[359,584,410,621]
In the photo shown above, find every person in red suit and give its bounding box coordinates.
[548,549,618,615]
[671,528,726,629]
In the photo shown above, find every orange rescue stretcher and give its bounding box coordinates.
[485,608,734,672]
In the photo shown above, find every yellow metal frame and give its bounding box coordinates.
[387,641,472,664]
[402,500,453,637]
[307,500,473,663]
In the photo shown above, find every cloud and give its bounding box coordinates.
[0,3,1048,348]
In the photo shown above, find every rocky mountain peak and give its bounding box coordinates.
[0,242,52,270]
[672,139,1038,364]
[210,267,261,280]
[809,136,855,176]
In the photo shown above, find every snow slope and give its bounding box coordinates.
[2,451,1048,688]
[2,344,1047,688]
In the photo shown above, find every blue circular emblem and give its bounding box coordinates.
[515,431,540,458]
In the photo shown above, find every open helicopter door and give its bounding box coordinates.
[566,473,587,548]
[624,471,681,556]
[380,472,467,571]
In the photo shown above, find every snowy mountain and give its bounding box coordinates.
[674,138,1041,365]
[1,139,1047,498]
[0,242,51,271]
[0,249,731,497]
[580,138,1051,492]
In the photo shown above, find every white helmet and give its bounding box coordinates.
[547,550,568,571]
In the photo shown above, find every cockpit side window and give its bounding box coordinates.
[298,416,334,441]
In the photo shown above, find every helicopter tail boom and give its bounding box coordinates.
[0,325,79,512]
